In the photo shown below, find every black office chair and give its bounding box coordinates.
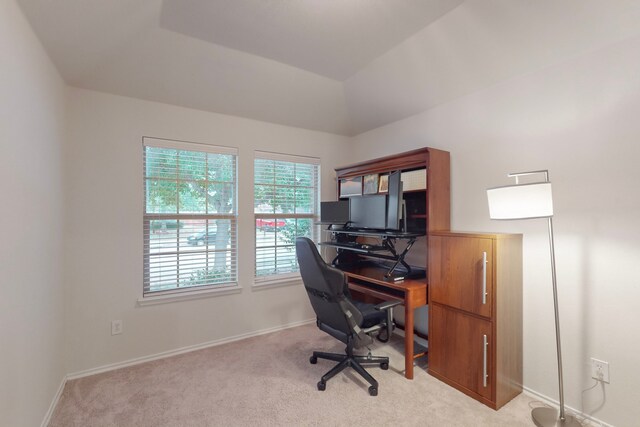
[295,237,401,396]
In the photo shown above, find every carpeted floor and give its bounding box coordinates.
[51,324,540,426]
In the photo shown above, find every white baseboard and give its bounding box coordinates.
[66,318,315,380]
[41,374,67,427]
[522,386,611,427]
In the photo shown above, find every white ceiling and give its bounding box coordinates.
[159,0,463,81]
[16,0,640,136]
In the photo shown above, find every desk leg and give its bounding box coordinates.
[404,302,414,379]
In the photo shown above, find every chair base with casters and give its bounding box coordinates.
[310,336,389,396]
[308,298,400,396]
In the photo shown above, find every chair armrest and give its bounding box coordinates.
[374,300,402,312]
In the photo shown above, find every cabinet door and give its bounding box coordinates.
[429,235,493,318]
[429,304,493,400]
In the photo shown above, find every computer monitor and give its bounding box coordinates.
[349,195,387,229]
[386,170,403,231]
[320,200,350,224]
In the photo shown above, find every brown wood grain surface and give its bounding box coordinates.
[427,232,522,410]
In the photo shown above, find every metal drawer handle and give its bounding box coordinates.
[482,251,488,304]
[483,334,488,388]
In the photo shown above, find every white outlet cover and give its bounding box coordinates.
[111,320,123,335]
[590,358,610,383]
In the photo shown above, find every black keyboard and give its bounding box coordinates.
[333,242,384,251]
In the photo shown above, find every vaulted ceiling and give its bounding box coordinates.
[17,0,640,136]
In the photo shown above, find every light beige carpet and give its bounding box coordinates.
[51,324,540,426]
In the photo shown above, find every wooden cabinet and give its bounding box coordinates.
[429,235,494,318]
[428,232,522,409]
[429,304,493,400]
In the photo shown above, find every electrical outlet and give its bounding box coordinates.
[590,358,610,383]
[111,320,123,336]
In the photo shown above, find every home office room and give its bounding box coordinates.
[2,1,639,426]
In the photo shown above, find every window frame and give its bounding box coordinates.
[142,137,238,299]
[253,151,320,285]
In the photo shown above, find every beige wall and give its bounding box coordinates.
[63,88,351,374]
[352,35,640,426]
[0,0,67,425]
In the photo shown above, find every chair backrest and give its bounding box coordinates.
[295,237,364,336]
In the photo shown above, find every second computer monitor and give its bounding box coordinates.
[320,200,350,224]
[349,195,387,230]
[386,170,403,231]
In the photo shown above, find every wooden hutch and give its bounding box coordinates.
[328,147,522,410]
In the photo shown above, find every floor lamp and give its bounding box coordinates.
[487,170,582,427]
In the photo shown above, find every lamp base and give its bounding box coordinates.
[532,407,583,427]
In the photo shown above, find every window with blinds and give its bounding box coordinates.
[143,137,237,296]
[254,152,320,280]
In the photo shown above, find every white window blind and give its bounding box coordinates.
[254,151,320,280]
[143,137,238,296]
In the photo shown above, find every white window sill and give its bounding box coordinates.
[138,284,241,306]
[252,274,303,291]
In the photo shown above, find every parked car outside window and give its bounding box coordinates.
[255,218,285,231]
[187,230,217,245]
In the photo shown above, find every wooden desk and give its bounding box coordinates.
[340,264,427,380]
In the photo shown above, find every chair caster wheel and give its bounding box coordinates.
[317,381,326,391]
[380,362,389,370]
[368,386,378,396]
[310,356,317,364]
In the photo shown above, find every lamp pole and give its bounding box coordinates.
[548,216,565,419]
[530,174,580,427]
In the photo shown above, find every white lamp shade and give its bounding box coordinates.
[487,182,553,219]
